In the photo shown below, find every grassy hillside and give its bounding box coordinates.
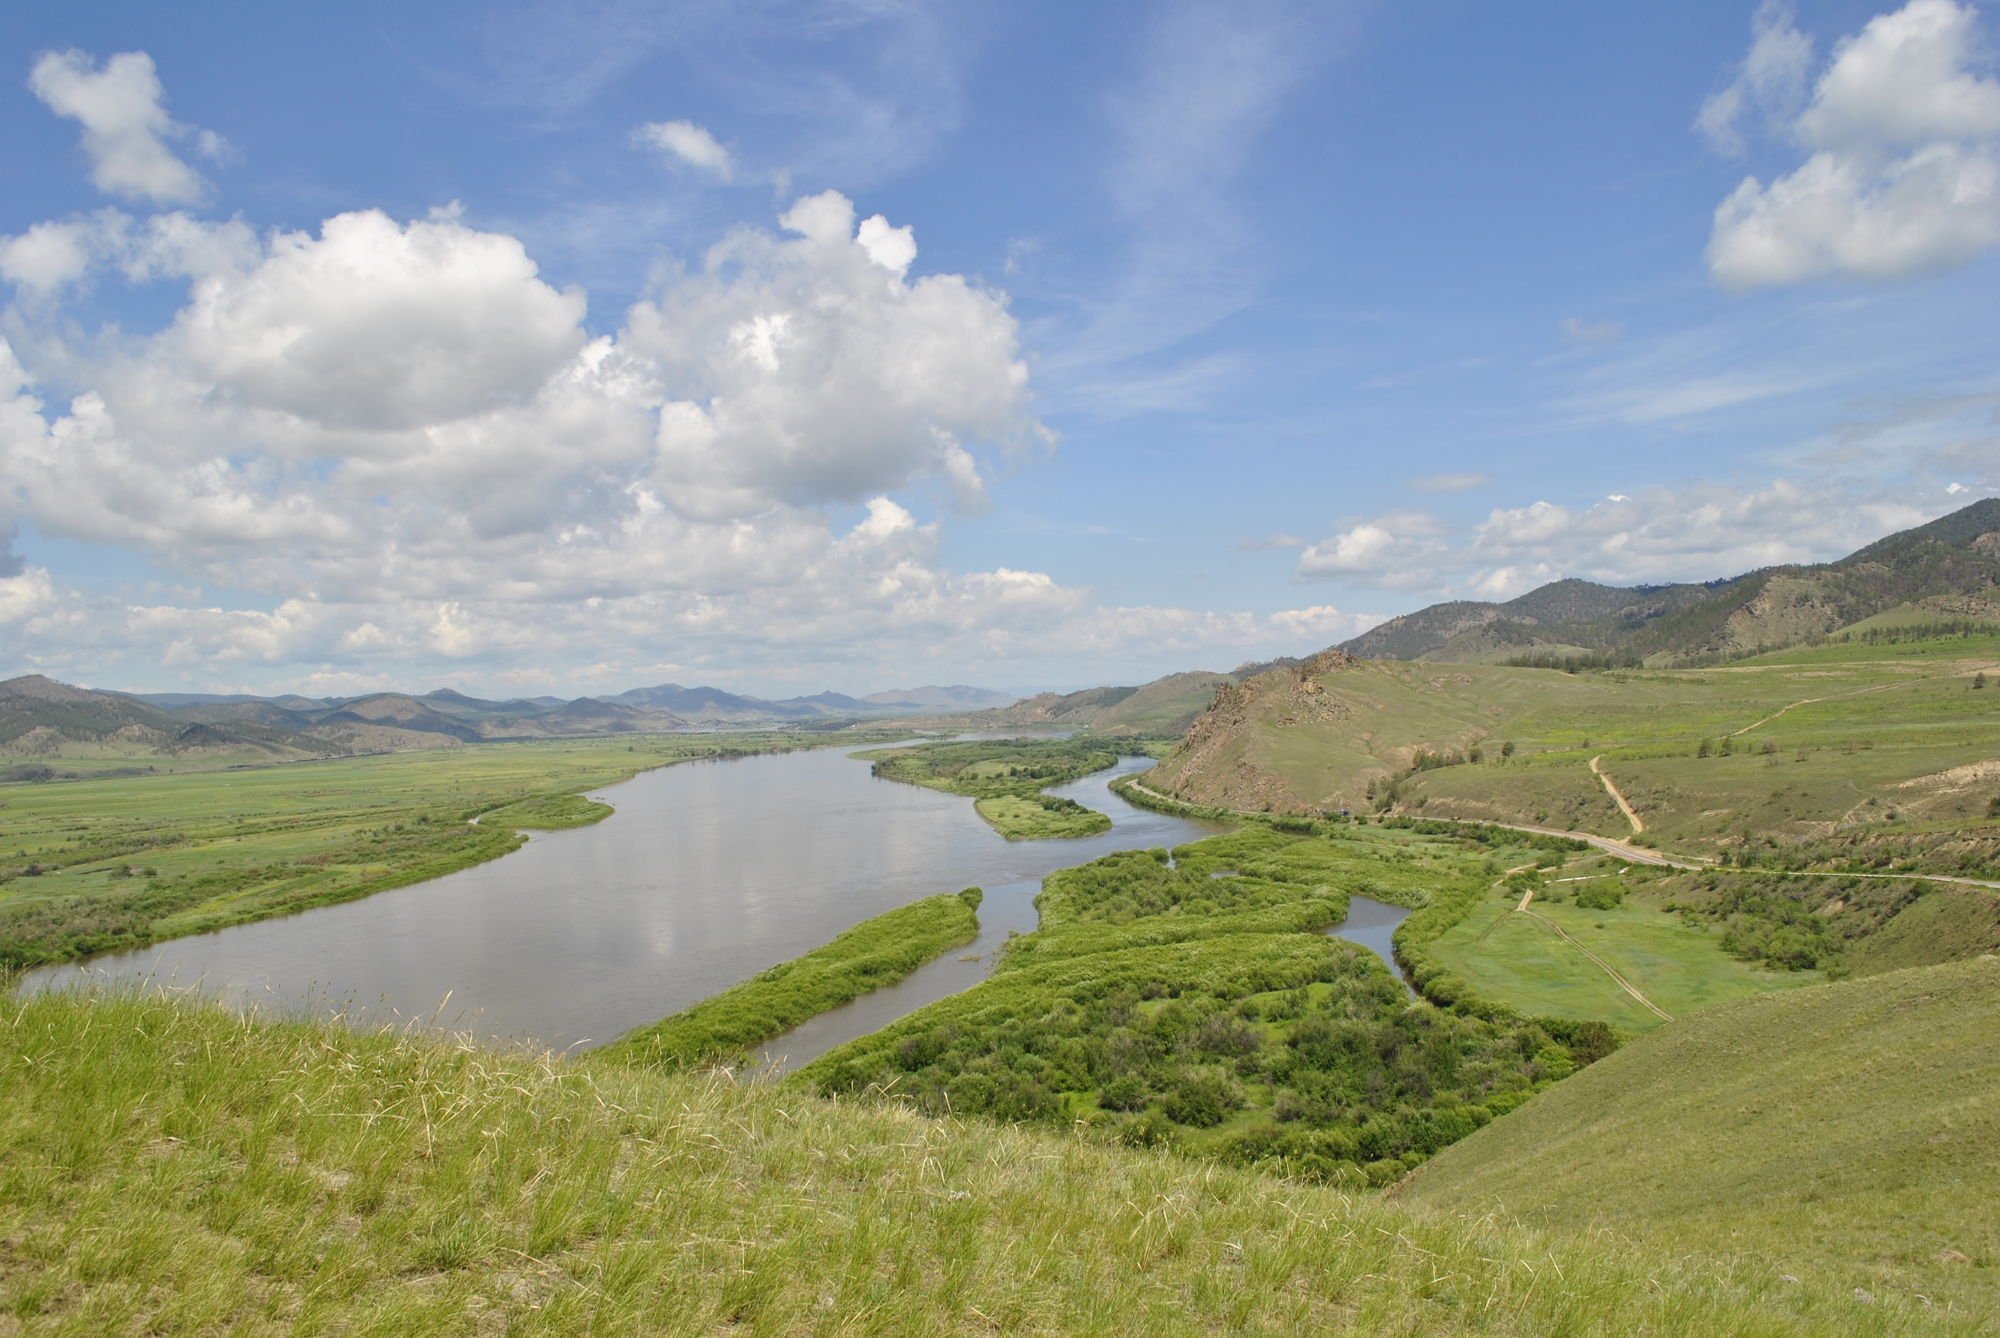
[1397,957,2000,1318]
[0,987,1952,1334]
[1147,637,2000,871]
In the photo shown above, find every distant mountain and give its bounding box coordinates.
[864,685,1017,710]
[2,670,1024,767]
[780,691,873,712]
[2,674,181,749]
[1,675,343,762]
[1342,498,2000,664]
[959,670,1240,737]
[609,683,819,723]
[542,698,685,732]
[610,681,1016,722]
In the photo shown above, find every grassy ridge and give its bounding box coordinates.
[0,988,1941,1334]
[860,737,1118,838]
[1398,956,2000,1319]
[1151,639,2000,869]
[601,888,983,1070]
[0,732,904,969]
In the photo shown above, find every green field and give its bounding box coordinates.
[1399,956,2000,1320]
[1428,874,1812,1033]
[601,888,983,1071]
[4,985,1947,1335]
[0,731,903,967]
[859,737,1118,838]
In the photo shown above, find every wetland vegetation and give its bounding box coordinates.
[798,824,1616,1185]
[858,737,1120,839]
[601,887,983,1071]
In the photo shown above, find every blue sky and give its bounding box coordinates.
[0,1,1996,697]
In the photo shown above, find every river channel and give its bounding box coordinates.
[23,744,1421,1058]
[22,747,1220,1051]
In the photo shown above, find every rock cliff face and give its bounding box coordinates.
[1148,650,1360,813]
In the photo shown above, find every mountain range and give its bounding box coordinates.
[0,675,1016,766]
[1339,497,2000,664]
[1146,496,2000,821]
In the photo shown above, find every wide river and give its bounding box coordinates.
[22,746,1229,1053]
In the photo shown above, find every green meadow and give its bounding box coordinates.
[1428,871,1812,1033]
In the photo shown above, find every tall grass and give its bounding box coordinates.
[0,986,1947,1333]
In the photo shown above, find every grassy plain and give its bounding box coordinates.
[1398,956,2000,1319]
[601,888,982,1071]
[3,986,1947,1335]
[0,731,900,968]
[860,737,1118,838]
[1428,873,1812,1033]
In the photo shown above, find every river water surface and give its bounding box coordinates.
[22,747,1222,1051]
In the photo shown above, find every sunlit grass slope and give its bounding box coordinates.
[1428,884,1810,1033]
[1151,637,2000,868]
[1397,956,2000,1318]
[0,988,1961,1334]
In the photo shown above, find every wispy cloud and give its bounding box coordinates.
[1409,471,1491,494]
[1558,316,1625,346]
[1042,2,1358,396]
[1565,371,1826,425]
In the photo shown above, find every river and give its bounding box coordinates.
[21,747,1222,1051]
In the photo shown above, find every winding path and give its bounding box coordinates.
[1118,780,2000,890]
[1590,755,1644,835]
[1727,663,1997,739]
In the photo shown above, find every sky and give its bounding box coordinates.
[0,0,1996,700]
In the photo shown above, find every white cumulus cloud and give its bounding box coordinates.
[628,190,1043,518]
[635,119,734,179]
[172,208,589,432]
[1705,0,2000,285]
[28,50,218,205]
[1296,513,1448,587]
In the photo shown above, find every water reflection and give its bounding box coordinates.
[20,749,1219,1052]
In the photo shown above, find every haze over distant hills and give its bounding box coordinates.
[0,675,1018,768]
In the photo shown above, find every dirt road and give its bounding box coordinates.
[1590,755,1644,835]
